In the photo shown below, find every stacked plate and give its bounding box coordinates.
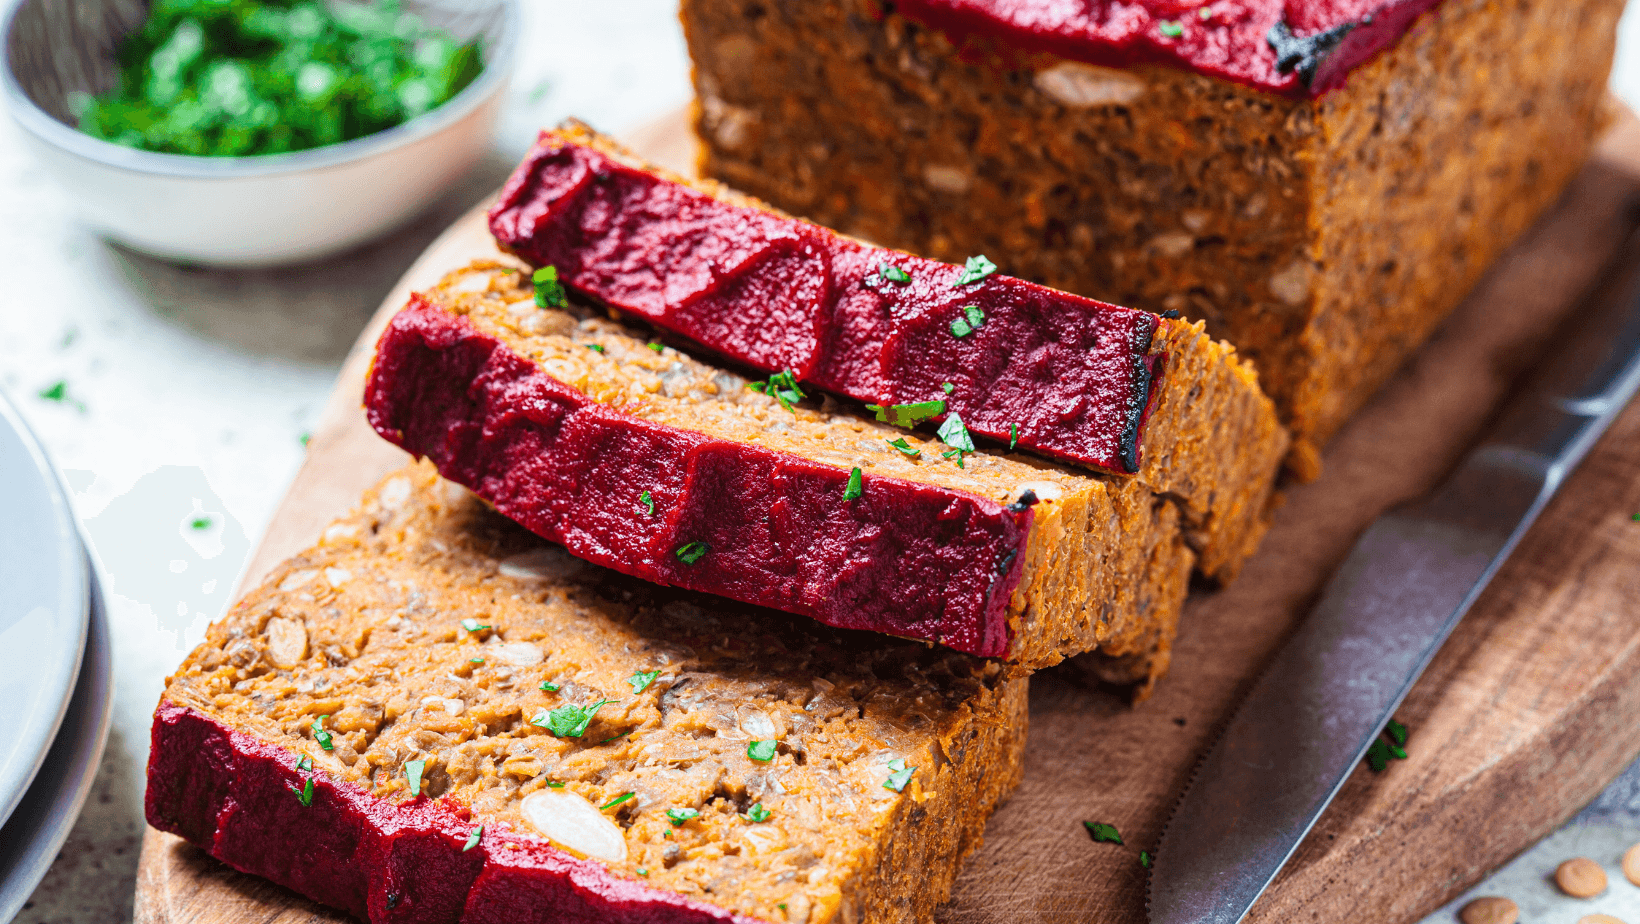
[0,390,112,920]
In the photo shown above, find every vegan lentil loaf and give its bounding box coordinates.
[146,463,1028,924]
[680,0,1624,476]
[365,259,1269,681]
[489,124,1283,577]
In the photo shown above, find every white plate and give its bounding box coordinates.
[0,548,111,921]
[0,389,89,830]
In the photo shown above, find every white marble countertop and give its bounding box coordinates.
[7,3,1640,922]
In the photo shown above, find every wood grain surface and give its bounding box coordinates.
[135,107,1640,924]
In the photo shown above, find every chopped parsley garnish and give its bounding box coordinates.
[546,780,565,788]
[1009,423,1020,451]
[647,342,665,353]
[1159,19,1184,36]
[942,382,955,394]
[843,467,863,501]
[879,263,910,284]
[883,758,914,792]
[675,541,710,564]
[300,432,312,447]
[666,807,700,826]
[38,380,85,411]
[190,516,212,530]
[1083,821,1123,844]
[749,370,806,411]
[460,618,490,633]
[637,868,649,877]
[747,739,778,762]
[1632,512,1640,521]
[937,413,974,469]
[540,681,560,692]
[534,699,614,737]
[1365,718,1411,771]
[1140,850,1153,868]
[600,791,636,811]
[639,490,655,515]
[886,437,921,459]
[295,755,314,771]
[311,715,333,751]
[1385,719,1408,746]
[290,775,314,807]
[629,669,661,694]
[463,825,483,852]
[586,343,605,353]
[405,759,425,796]
[533,266,566,308]
[744,802,772,823]
[936,413,975,452]
[469,658,484,664]
[1365,739,1394,771]
[949,304,986,337]
[866,399,945,428]
[953,255,998,287]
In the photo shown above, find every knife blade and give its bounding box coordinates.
[1147,244,1640,924]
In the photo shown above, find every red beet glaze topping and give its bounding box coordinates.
[146,702,764,924]
[489,135,1161,476]
[891,0,1446,97]
[365,302,1032,659]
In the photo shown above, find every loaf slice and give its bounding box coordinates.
[146,463,1028,924]
[680,0,1623,476]
[488,122,1285,581]
[366,261,1195,678]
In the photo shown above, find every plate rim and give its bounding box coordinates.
[0,388,90,829]
[0,542,113,921]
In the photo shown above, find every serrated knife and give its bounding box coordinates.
[1147,250,1640,924]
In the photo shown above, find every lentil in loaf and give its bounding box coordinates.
[147,464,1028,924]
[681,0,1623,476]
[367,262,1199,680]
[489,123,1285,582]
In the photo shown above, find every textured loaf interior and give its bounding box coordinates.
[681,0,1622,475]
[369,262,1206,680]
[519,123,1288,583]
[149,463,1029,924]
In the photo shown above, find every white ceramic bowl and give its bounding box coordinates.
[1,0,518,266]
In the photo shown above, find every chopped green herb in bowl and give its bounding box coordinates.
[1,0,517,265]
[74,0,484,158]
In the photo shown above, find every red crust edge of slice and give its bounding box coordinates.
[363,300,1032,658]
[145,701,767,924]
[488,131,1164,477]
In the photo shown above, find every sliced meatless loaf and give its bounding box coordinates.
[488,123,1285,581]
[680,0,1623,477]
[147,463,1028,924]
[367,262,1196,681]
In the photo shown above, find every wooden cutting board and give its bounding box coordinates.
[134,106,1640,924]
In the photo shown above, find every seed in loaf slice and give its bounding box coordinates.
[146,463,1027,924]
[488,121,1287,582]
[366,260,1194,680]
